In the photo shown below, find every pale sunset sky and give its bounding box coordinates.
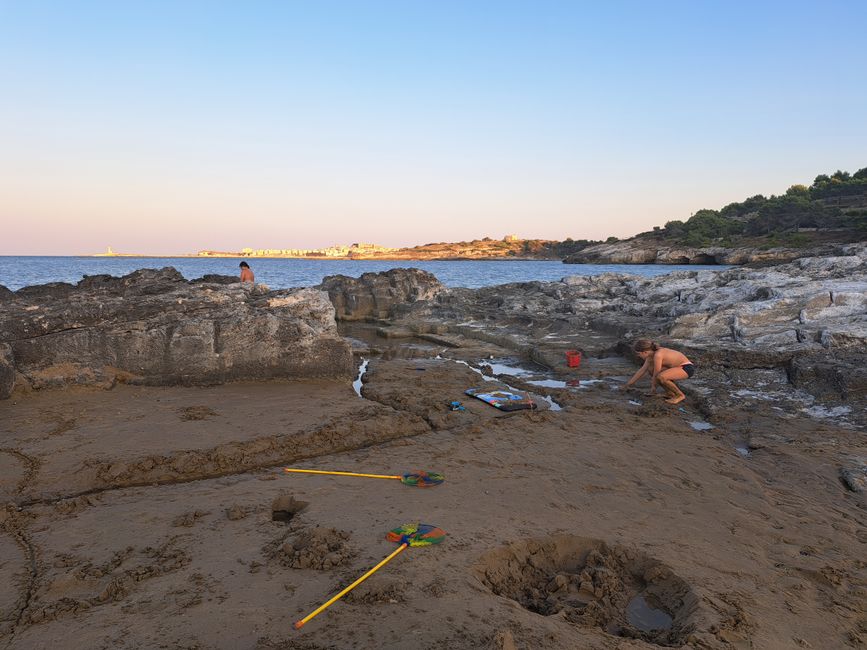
[1,1,865,255]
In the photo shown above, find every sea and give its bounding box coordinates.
[0,256,730,292]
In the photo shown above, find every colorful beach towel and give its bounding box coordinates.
[465,387,537,411]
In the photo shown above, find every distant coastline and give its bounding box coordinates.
[85,254,553,261]
[87,237,564,262]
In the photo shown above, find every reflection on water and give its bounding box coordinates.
[352,358,369,397]
[626,594,673,632]
[537,395,562,411]
[485,361,534,376]
[527,378,568,388]
[339,323,440,360]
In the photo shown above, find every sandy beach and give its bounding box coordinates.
[2,341,865,649]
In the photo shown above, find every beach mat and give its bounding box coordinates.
[465,387,537,411]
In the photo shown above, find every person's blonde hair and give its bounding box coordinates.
[633,339,658,353]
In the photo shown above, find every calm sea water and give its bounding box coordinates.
[0,256,729,291]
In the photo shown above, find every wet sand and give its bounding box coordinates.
[1,355,865,649]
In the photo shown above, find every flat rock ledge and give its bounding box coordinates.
[0,268,353,397]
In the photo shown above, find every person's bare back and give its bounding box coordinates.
[239,261,255,283]
[653,347,692,370]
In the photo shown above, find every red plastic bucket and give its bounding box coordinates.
[565,350,582,368]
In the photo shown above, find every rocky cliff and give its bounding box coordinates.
[0,268,354,398]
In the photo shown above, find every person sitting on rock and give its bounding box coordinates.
[622,339,694,405]
[239,261,255,283]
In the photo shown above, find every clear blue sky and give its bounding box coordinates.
[1,1,865,254]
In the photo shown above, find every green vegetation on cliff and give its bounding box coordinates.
[644,167,867,248]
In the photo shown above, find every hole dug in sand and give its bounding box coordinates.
[477,536,700,647]
[271,494,309,523]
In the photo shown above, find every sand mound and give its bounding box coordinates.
[476,535,699,647]
[276,527,355,570]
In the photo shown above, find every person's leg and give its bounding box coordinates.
[657,367,688,404]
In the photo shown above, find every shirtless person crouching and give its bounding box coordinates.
[623,339,695,405]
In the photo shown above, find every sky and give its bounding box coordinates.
[1,1,866,255]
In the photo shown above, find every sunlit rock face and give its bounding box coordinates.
[0,267,354,396]
[319,268,445,321]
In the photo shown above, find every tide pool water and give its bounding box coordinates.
[0,256,728,291]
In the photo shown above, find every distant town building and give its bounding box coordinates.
[200,242,399,258]
[503,234,519,242]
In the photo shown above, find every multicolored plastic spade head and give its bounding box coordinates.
[399,471,444,488]
[293,523,446,630]
[386,523,447,547]
[283,467,444,487]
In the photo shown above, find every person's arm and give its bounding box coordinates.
[624,358,650,389]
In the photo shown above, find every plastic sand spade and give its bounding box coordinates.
[283,467,444,487]
[294,523,446,630]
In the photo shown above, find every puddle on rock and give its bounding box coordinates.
[352,358,370,397]
[527,377,607,390]
[339,323,440,360]
[528,379,569,389]
[688,421,714,431]
[482,359,538,377]
[537,395,562,411]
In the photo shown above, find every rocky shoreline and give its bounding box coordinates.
[2,248,866,427]
[1,249,866,649]
[563,239,865,266]
[319,249,867,429]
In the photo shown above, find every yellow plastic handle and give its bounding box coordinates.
[283,468,401,480]
[294,543,408,629]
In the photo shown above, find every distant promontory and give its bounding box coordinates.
[100,166,867,265]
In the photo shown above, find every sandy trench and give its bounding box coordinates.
[0,350,866,649]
